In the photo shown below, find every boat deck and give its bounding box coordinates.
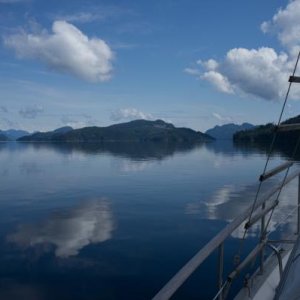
[234,247,292,300]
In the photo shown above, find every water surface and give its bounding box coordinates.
[0,141,298,300]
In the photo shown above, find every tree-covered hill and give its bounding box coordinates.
[18,120,214,143]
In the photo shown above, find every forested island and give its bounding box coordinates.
[233,115,300,145]
[18,119,214,143]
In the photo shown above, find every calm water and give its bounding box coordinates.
[0,141,298,300]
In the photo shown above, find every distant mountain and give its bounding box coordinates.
[18,120,213,143]
[205,123,254,140]
[1,129,30,140]
[233,115,300,146]
[18,126,73,142]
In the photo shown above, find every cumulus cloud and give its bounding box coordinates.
[185,0,300,101]
[4,20,114,82]
[198,59,219,71]
[7,199,114,258]
[202,70,234,94]
[110,108,153,122]
[19,105,43,119]
[261,0,300,52]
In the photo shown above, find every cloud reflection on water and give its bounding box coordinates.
[7,198,114,258]
[111,157,161,173]
[186,179,299,239]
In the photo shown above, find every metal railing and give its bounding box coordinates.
[152,168,300,300]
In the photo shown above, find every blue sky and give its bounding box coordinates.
[1,0,300,132]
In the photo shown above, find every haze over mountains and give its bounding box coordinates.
[0,129,30,141]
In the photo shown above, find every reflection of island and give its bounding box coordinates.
[233,140,300,161]
[2,139,288,162]
[204,140,266,158]
[111,158,160,173]
[186,177,299,238]
[7,198,114,258]
[19,161,43,175]
[13,141,206,161]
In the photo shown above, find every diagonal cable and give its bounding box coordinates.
[234,50,300,271]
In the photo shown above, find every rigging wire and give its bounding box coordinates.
[235,50,300,260]
[212,51,300,300]
[210,51,300,300]
[266,203,300,238]
[211,281,228,300]
[262,134,300,238]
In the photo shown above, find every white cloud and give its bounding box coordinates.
[58,12,103,23]
[4,21,114,82]
[19,105,43,119]
[186,0,300,101]
[222,47,289,100]
[201,70,234,94]
[198,59,218,71]
[7,199,114,258]
[261,0,300,51]
[110,108,153,122]
[189,47,292,101]
[212,112,233,123]
[53,5,132,24]
[184,68,201,76]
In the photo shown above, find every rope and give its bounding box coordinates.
[211,281,228,300]
[262,135,300,238]
[248,50,300,226]
[265,203,300,238]
[262,103,300,236]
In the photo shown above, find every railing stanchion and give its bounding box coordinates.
[152,171,300,300]
[298,175,300,235]
[217,243,224,300]
[260,203,266,274]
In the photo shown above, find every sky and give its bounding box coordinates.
[1,0,300,132]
